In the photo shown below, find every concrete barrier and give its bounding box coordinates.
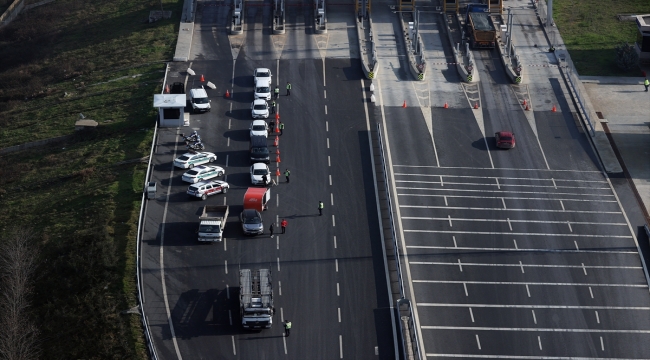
[357,16,378,80]
[494,18,523,84]
[0,0,25,29]
[398,13,426,81]
[444,13,476,83]
[173,0,196,61]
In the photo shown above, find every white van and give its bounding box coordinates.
[190,87,211,113]
[254,79,272,100]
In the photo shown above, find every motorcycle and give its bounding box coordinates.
[186,141,205,151]
[181,131,200,143]
[185,135,202,145]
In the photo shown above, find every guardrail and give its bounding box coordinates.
[376,123,422,360]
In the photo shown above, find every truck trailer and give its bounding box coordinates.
[466,4,496,49]
[197,205,229,242]
[240,268,274,329]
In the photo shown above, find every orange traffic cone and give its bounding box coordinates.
[276,168,281,176]
[275,126,280,133]
[443,102,449,109]
[200,74,205,82]
[525,103,530,111]
[276,155,281,163]
[275,112,280,121]
[552,105,557,112]
[274,136,279,147]
[276,148,280,155]
[402,100,407,108]
[522,99,527,106]
[474,103,479,109]
[225,90,230,98]
[165,84,170,93]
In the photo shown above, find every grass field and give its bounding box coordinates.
[0,0,181,358]
[553,0,650,76]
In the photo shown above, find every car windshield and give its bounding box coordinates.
[199,224,221,233]
[257,71,270,78]
[253,104,267,110]
[500,136,512,141]
[194,97,209,104]
[253,168,268,175]
[188,185,200,191]
[185,170,199,176]
[252,125,266,131]
[256,86,270,93]
[251,148,269,155]
[177,156,190,161]
[243,214,262,224]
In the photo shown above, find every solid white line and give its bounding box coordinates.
[418,303,650,310]
[333,235,337,248]
[278,281,282,296]
[396,173,606,184]
[483,136,494,169]
[325,105,328,114]
[413,279,646,288]
[393,164,602,173]
[475,334,481,350]
[277,257,280,271]
[337,282,340,296]
[422,325,650,334]
[397,187,615,198]
[407,245,638,254]
[409,261,641,270]
[605,176,650,293]
[405,229,631,238]
[332,215,335,226]
[329,174,332,185]
[532,310,537,324]
[338,307,341,322]
[335,259,339,272]
[395,179,610,191]
[331,193,334,206]
[403,216,626,227]
[328,156,331,167]
[397,193,616,204]
[401,205,621,214]
[232,336,236,355]
[377,78,425,355]
[339,335,343,359]
[224,260,228,274]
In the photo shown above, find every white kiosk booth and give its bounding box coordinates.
[153,94,187,127]
[636,15,650,63]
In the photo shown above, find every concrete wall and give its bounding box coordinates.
[0,0,25,29]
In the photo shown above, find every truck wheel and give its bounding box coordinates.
[222,187,229,194]
[201,194,207,200]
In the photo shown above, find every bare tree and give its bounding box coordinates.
[0,229,40,360]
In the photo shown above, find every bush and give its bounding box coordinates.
[614,42,639,71]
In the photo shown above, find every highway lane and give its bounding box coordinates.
[377,25,650,358]
[141,0,395,358]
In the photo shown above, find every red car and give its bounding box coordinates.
[495,131,515,149]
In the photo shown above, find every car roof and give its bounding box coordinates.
[497,131,513,136]
[252,163,268,169]
[190,88,208,98]
[252,119,266,125]
[255,68,271,73]
[253,99,267,105]
[255,78,272,86]
[242,208,260,215]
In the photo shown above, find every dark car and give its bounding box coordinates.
[240,209,264,235]
[495,131,515,149]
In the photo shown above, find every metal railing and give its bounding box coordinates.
[376,123,422,360]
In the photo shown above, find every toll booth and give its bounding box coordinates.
[635,15,650,63]
[153,94,186,127]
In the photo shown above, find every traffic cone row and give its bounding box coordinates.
[276,168,281,176]
[274,136,279,147]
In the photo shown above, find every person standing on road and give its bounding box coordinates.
[318,201,324,216]
[286,82,292,96]
[279,122,285,135]
[284,320,291,337]
[271,100,276,114]
[274,85,280,99]
[269,223,275,237]
[281,219,288,234]
[262,174,268,185]
[645,78,649,92]
[284,169,291,183]
[269,119,275,135]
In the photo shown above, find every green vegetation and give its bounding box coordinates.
[553,0,650,76]
[0,0,181,358]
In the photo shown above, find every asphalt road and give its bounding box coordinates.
[141,1,395,359]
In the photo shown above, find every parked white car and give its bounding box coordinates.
[250,120,269,138]
[251,99,269,119]
[254,68,272,84]
[173,152,217,169]
[182,165,225,183]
